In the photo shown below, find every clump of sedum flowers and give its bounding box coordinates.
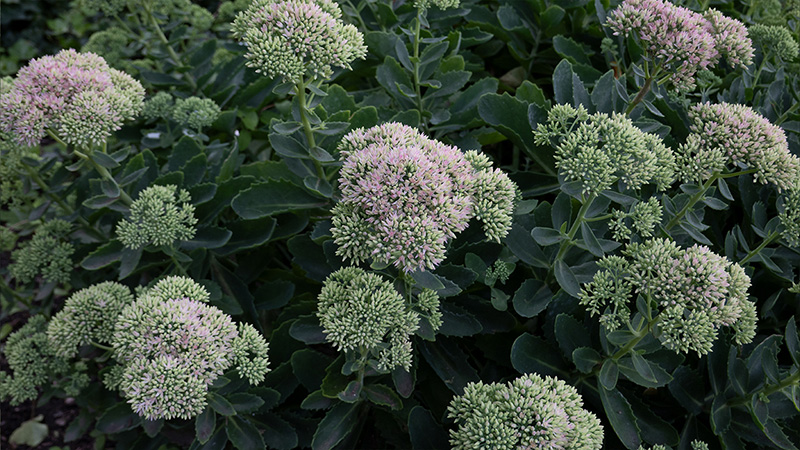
[447,373,604,450]
[108,276,270,420]
[580,238,756,355]
[607,0,753,92]
[331,122,517,272]
[232,0,368,83]
[0,316,89,406]
[317,267,441,372]
[9,219,74,285]
[749,23,800,62]
[533,104,676,196]
[0,49,144,148]
[171,96,221,133]
[116,184,197,249]
[678,102,800,191]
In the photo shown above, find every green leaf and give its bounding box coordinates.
[531,227,564,246]
[301,390,333,410]
[554,260,581,297]
[363,384,402,410]
[9,416,48,447]
[226,416,265,450]
[183,227,232,251]
[208,393,236,416]
[291,348,333,391]
[81,240,124,270]
[270,133,309,159]
[139,70,182,86]
[599,387,642,450]
[599,359,619,390]
[311,402,362,450]
[511,333,568,377]
[554,314,590,358]
[573,347,601,373]
[289,315,327,344]
[257,412,299,450]
[617,356,673,388]
[630,352,657,383]
[418,337,480,394]
[95,402,142,434]
[376,56,415,108]
[552,59,591,109]
[195,407,216,444]
[232,180,328,219]
[227,393,265,413]
[552,35,591,65]
[505,223,550,269]
[512,279,552,317]
[337,380,362,403]
[786,317,800,367]
[408,406,449,450]
[580,222,604,257]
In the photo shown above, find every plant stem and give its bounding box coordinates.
[740,230,781,264]
[295,81,327,181]
[142,2,197,91]
[625,76,653,115]
[73,150,134,206]
[554,194,597,262]
[730,368,800,406]
[413,9,425,129]
[611,315,660,361]
[90,340,115,352]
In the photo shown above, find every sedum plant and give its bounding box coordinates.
[448,373,604,450]
[116,184,197,249]
[9,219,74,285]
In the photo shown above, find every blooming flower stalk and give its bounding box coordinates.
[533,104,676,196]
[447,373,604,450]
[317,267,432,371]
[9,219,74,285]
[679,102,800,191]
[47,281,135,358]
[0,49,144,148]
[332,123,517,272]
[580,238,756,355]
[171,96,221,132]
[607,0,753,92]
[116,184,197,249]
[111,277,270,420]
[232,0,368,83]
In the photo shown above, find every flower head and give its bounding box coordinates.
[607,0,753,91]
[47,281,135,358]
[580,238,756,355]
[82,27,131,70]
[142,92,175,121]
[333,123,516,271]
[9,219,74,284]
[141,275,211,303]
[233,323,271,385]
[317,267,425,371]
[171,96,220,131]
[415,0,459,9]
[750,23,800,62]
[232,0,368,82]
[534,104,676,195]
[448,373,604,450]
[119,355,208,420]
[116,184,197,249]
[0,49,144,147]
[779,185,800,247]
[679,102,800,191]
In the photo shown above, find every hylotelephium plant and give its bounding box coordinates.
[45,276,270,421]
[606,0,754,113]
[232,0,367,183]
[447,373,604,450]
[331,122,517,272]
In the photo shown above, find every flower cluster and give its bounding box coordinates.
[47,282,135,358]
[317,267,435,371]
[0,137,37,207]
[679,102,800,191]
[448,373,604,450]
[9,219,74,284]
[640,442,709,450]
[609,197,663,241]
[580,238,756,355]
[171,96,221,132]
[111,276,270,420]
[142,92,174,121]
[82,28,131,70]
[750,24,800,62]
[116,184,197,249]
[0,49,144,148]
[332,123,517,272]
[533,104,676,195]
[0,317,88,406]
[232,0,368,82]
[607,0,753,91]
[780,186,800,247]
[415,0,459,9]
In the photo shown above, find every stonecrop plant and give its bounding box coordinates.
[4,0,800,449]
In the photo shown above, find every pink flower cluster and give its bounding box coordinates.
[0,49,144,148]
[682,102,800,191]
[607,0,753,91]
[332,123,476,272]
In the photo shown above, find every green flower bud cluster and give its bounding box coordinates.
[171,96,220,131]
[110,276,270,420]
[77,0,128,16]
[82,27,131,70]
[141,92,174,121]
[750,23,800,62]
[317,267,436,371]
[534,104,676,196]
[0,316,88,406]
[218,0,254,22]
[116,184,197,249]
[232,0,368,83]
[414,0,459,10]
[0,138,36,207]
[448,373,604,450]
[47,282,135,358]
[780,186,800,247]
[0,225,16,251]
[464,151,518,243]
[485,260,514,286]
[609,197,663,241]
[9,219,74,285]
[580,238,756,355]
[640,442,709,450]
